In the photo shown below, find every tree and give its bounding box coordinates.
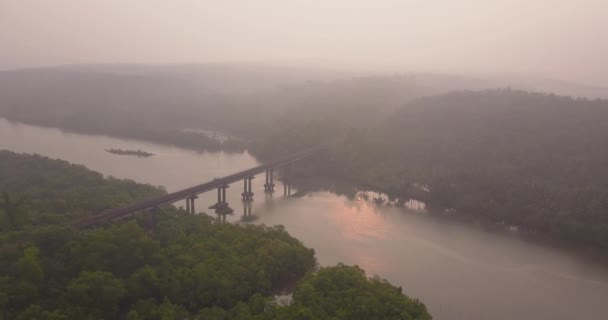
[287,264,432,320]
[0,192,27,230]
[66,271,126,319]
[16,247,43,284]
[16,305,67,320]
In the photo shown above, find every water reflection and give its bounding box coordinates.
[240,200,257,222]
[331,193,395,241]
[282,181,293,197]
[0,118,259,192]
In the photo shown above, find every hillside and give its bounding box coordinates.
[3,64,604,150]
[261,89,608,254]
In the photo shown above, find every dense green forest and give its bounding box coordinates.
[260,89,608,256]
[0,150,165,231]
[0,151,431,319]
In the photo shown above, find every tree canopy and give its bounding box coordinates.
[0,151,431,319]
[257,89,608,256]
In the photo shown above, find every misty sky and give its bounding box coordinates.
[1,0,607,86]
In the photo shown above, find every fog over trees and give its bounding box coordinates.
[2,1,608,319]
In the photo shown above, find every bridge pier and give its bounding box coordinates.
[184,195,198,214]
[264,169,275,192]
[210,184,233,218]
[143,206,160,230]
[192,196,198,213]
[241,176,254,200]
[217,212,228,223]
[282,162,293,197]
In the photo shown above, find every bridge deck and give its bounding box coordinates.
[77,146,321,227]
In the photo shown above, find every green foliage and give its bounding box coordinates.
[66,271,127,319]
[281,264,431,320]
[17,247,43,284]
[0,214,319,319]
[0,150,166,229]
[261,89,608,253]
[0,192,28,230]
[0,151,430,319]
[16,305,67,320]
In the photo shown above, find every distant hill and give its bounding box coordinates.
[1,64,606,146]
[301,89,608,254]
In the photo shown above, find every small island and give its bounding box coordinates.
[105,148,155,157]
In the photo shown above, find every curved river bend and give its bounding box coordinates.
[1,118,607,320]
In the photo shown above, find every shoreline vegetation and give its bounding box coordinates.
[0,150,432,319]
[1,64,607,267]
[3,91,608,268]
[105,148,155,157]
[255,90,608,264]
[0,117,248,153]
[290,174,608,267]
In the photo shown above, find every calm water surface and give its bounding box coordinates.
[1,118,607,320]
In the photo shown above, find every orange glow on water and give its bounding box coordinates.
[328,193,397,242]
[324,193,401,274]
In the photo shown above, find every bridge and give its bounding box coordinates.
[77,145,322,228]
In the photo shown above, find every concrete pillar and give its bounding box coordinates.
[147,206,159,229]
[265,169,275,192]
[242,177,254,200]
[186,198,191,213]
[190,197,196,213]
[211,185,233,217]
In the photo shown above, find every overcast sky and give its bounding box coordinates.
[1,0,607,86]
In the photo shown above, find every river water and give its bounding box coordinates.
[1,118,607,320]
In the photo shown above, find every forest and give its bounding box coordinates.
[2,65,608,258]
[0,151,431,319]
[2,65,583,150]
[259,89,608,257]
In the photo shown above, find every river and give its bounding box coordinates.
[1,118,607,320]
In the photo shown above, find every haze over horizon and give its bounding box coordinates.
[2,0,607,87]
[3,2,608,320]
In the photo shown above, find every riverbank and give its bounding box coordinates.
[3,119,608,320]
[290,171,608,268]
[0,150,433,320]
[0,117,248,152]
